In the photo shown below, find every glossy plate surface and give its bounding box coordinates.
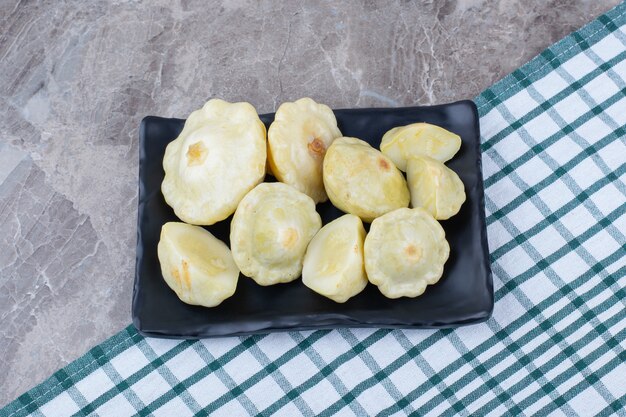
[133,100,493,338]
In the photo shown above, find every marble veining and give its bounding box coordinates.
[0,0,619,406]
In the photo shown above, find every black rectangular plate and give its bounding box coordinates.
[133,100,493,338]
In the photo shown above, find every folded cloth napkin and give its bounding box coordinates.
[2,3,625,416]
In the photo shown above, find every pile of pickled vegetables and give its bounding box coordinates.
[157,98,465,307]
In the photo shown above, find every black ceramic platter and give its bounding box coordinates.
[133,100,493,338]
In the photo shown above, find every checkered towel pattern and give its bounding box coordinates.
[2,3,626,416]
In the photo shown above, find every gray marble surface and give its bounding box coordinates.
[0,0,620,407]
